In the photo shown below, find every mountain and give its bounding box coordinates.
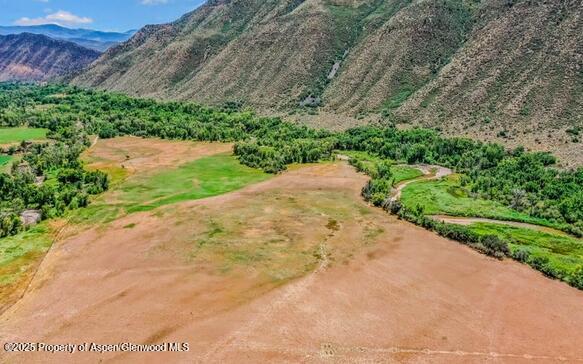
[0,33,100,82]
[71,0,583,163]
[0,25,135,51]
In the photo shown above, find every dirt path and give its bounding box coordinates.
[1,162,583,363]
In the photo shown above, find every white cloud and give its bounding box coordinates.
[141,0,169,5]
[14,10,93,27]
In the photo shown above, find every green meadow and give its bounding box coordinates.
[119,153,271,213]
[401,174,562,229]
[0,224,53,308]
[72,153,271,224]
[392,165,424,184]
[0,127,48,145]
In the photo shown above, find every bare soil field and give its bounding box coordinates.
[1,156,582,362]
[0,137,233,316]
[82,136,233,181]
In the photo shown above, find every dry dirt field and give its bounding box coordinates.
[1,138,583,363]
[83,136,233,179]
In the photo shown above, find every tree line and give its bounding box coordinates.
[0,83,581,243]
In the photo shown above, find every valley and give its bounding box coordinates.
[0,83,581,361]
[1,137,583,363]
[0,0,581,361]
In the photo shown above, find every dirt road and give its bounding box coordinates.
[1,162,582,363]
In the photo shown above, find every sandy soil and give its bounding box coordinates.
[1,163,583,363]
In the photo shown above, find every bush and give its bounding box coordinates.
[361,179,391,204]
[480,235,510,257]
[570,266,583,289]
[528,256,561,279]
[0,212,23,238]
[512,248,530,262]
[370,193,387,207]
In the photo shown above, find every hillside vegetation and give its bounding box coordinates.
[71,0,582,164]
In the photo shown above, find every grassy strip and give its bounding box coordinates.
[392,165,424,184]
[401,174,569,231]
[0,224,53,309]
[0,127,48,145]
[469,223,583,279]
[71,153,271,225]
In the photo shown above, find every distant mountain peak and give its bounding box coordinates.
[0,24,135,51]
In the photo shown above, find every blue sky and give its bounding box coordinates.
[0,0,205,32]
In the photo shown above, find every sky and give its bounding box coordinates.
[0,0,205,32]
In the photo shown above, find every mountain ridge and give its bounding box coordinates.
[0,33,100,82]
[71,0,583,164]
[0,24,135,51]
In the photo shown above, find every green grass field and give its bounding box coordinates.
[401,174,562,229]
[71,153,271,225]
[120,154,271,213]
[0,155,12,173]
[0,127,48,145]
[392,165,424,184]
[0,224,52,280]
[0,224,53,308]
[468,222,583,281]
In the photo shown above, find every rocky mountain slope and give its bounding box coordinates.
[0,33,100,82]
[71,0,582,164]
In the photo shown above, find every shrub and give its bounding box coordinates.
[570,266,583,289]
[362,179,391,204]
[512,248,530,263]
[0,212,23,238]
[480,235,510,257]
[528,256,561,279]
